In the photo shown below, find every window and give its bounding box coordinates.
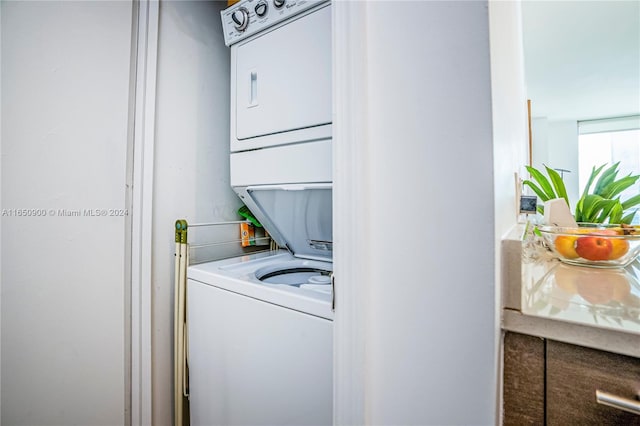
[578,116,640,223]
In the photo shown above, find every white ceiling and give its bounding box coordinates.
[522,0,640,122]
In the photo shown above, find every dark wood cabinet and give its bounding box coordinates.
[503,332,640,425]
[503,332,545,425]
[546,340,640,425]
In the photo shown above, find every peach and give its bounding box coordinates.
[554,235,579,259]
[608,239,630,260]
[575,236,613,261]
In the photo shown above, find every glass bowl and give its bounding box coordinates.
[538,223,640,268]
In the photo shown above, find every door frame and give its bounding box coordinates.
[332,2,368,424]
[128,2,378,424]
[129,0,158,424]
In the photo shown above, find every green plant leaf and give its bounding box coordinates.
[596,199,620,223]
[525,160,640,225]
[593,162,620,195]
[608,202,623,224]
[597,199,619,222]
[600,175,640,199]
[597,172,619,196]
[580,194,604,221]
[622,210,637,224]
[533,226,542,237]
[622,194,640,210]
[581,164,607,200]
[523,179,552,202]
[544,165,569,205]
[581,197,618,223]
[525,166,556,199]
[575,197,584,222]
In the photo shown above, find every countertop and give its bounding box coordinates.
[501,224,640,358]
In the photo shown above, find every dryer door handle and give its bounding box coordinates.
[249,70,258,107]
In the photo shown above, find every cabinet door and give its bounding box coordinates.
[547,340,640,425]
[502,331,545,425]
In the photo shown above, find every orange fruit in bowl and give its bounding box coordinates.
[554,235,579,259]
[608,238,629,260]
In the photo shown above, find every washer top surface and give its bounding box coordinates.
[187,251,333,320]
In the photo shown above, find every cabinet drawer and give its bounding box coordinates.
[547,340,640,425]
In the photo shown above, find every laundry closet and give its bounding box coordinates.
[184,1,334,424]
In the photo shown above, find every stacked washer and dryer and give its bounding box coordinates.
[186,1,333,425]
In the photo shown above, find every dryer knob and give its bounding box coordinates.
[231,7,250,32]
[273,0,285,9]
[255,1,268,17]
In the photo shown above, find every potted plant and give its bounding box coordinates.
[523,162,640,224]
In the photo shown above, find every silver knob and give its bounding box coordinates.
[231,7,250,32]
[273,0,285,9]
[255,1,268,17]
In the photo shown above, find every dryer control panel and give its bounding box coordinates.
[221,0,329,46]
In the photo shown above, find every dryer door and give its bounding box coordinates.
[233,3,331,145]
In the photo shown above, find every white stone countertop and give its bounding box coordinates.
[501,224,640,358]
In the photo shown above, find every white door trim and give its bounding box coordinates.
[130,1,159,425]
[332,2,369,424]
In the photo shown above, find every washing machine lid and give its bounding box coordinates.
[242,183,332,262]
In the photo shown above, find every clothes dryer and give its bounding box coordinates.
[223,0,332,152]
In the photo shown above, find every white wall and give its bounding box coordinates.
[152,1,243,423]
[531,117,550,169]
[489,0,529,237]
[0,2,3,418]
[335,1,497,424]
[367,2,496,422]
[548,121,579,209]
[1,1,133,424]
[488,0,529,422]
[531,118,579,210]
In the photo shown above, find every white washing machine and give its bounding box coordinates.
[187,184,333,425]
[187,1,333,424]
[187,250,333,426]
